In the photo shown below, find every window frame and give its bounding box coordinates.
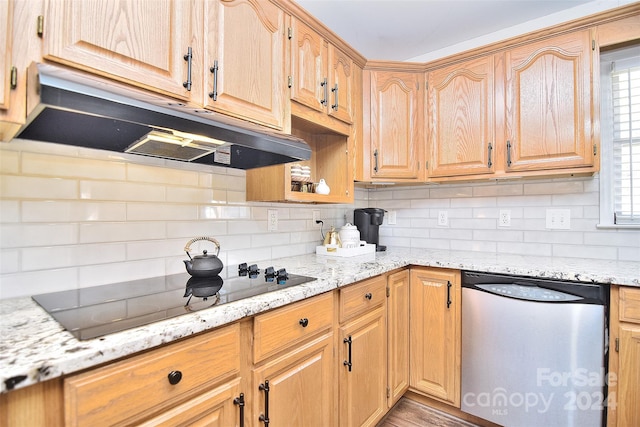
[598,45,640,229]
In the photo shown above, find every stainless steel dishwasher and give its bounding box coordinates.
[461,271,609,427]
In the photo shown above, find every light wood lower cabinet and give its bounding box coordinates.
[608,286,640,427]
[64,323,242,426]
[409,267,461,407]
[387,269,410,407]
[339,275,387,427]
[252,292,335,426]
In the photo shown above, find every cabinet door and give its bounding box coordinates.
[409,268,461,406]
[366,70,424,180]
[340,307,387,427]
[387,269,410,407]
[138,378,242,427]
[505,30,594,172]
[290,17,327,114]
[42,0,197,99]
[0,0,11,111]
[253,333,335,427]
[328,44,354,124]
[617,324,640,427]
[428,55,495,177]
[205,0,286,130]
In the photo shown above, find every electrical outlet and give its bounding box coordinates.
[313,209,320,223]
[499,210,511,227]
[437,210,449,227]
[268,209,278,231]
[546,209,571,230]
[388,210,397,225]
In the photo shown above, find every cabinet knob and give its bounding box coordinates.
[299,318,309,327]
[167,370,183,385]
[364,293,372,300]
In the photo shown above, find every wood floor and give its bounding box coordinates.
[377,398,481,427]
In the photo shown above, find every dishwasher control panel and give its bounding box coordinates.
[476,284,582,301]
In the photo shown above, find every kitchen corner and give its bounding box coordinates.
[1,247,637,394]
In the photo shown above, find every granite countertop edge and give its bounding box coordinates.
[1,247,638,394]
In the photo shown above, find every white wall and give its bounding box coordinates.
[0,140,637,300]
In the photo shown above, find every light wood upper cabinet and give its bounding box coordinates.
[410,267,461,407]
[41,0,200,100]
[504,30,595,172]
[1,0,11,111]
[363,69,425,181]
[205,0,286,130]
[428,55,496,178]
[290,17,354,125]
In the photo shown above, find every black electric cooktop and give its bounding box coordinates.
[32,264,316,340]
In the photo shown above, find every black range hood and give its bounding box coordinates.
[16,63,311,169]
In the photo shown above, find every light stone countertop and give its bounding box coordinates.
[1,248,638,393]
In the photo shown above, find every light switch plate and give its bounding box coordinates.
[545,209,570,230]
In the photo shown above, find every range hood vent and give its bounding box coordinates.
[16,63,311,169]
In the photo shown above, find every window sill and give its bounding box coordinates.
[596,223,640,230]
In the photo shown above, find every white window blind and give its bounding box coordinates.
[601,47,640,225]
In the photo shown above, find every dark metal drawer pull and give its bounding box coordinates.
[446,281,452,309]
[343,336,352,372]
[167,370,182,385]
[299,318,309,327]
[234,393,245,427]
[364,293,372,300]
[183,47,192,91]
[259,380,270,426]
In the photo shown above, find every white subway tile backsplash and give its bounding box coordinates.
[1,175,78,199]
[553,244,618,260]
[473,230,523,242]
[0,268,78,299]
[1,224,78,248]
[165,186,215,204]
[127,203,198,221]
[0,200,20,222]
[430,186,473,199]
[80,180,165,202]
[22,201,127,222]
[166,220,228,239]
[78,259,166,288]
[451,240,497,253]
[524,180,583,195]
[127,163,199,186]
[0,250,19,274]
[472,183,523,197]
[22,152,126,180]
[79,222,165,243]
[496,241,552,257]
[0,150,19,173]
[618,247,640,262]
[21,243,127,271]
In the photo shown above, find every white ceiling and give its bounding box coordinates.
[296,0,635,62]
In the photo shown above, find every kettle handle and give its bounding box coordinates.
[184,237,221,257]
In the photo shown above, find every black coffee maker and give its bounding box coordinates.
[354,208,386,251]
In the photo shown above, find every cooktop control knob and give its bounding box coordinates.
[238,263,248,276]
[264,266,276,282]
[248,264,259,279]
[276,268,289,285]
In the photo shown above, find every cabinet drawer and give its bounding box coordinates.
[340,275,386,322]
[64,323,240,427]
[620,287,640,324]
[253,292,333,363]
